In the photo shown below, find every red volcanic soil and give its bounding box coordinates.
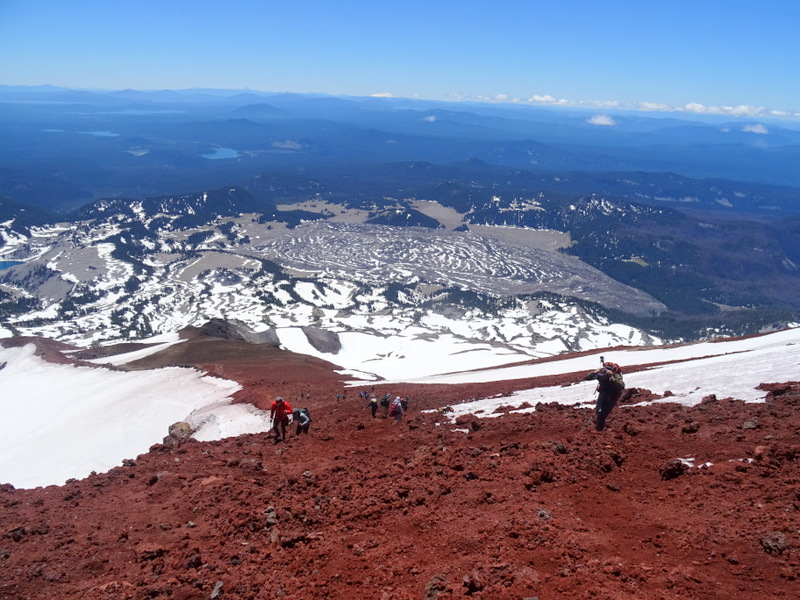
[1,341,799,600]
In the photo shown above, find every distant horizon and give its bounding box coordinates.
[3,81,800,128]
[2,1,799,121]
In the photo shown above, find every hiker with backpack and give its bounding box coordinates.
[389,396,404,424]
[584,358,625,432]
[294,407,312,435]
[269,396,293,443]
[380,393,391,418]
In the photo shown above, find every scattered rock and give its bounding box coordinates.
[238,457,263,471]
[623,423,639,436]
[753,445,770,462]
[462,567,488,595]
[660,459,690,480]
[682,422,700,434]
[455,414,482,431]
[424,574,448,600]
[135,542,167,561]
[760,531,791,555]
[163,421,194,445]
[210,580,224,599]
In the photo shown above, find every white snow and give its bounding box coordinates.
[0,343,244,489]
[275,326,527,380]
[83,332,185,366]
[1,326,798,489]
[418,327,800,419]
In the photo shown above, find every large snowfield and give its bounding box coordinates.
[1,326,799,489]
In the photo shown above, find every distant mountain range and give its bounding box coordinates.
[0,86,798,348]
[2,84,800,212]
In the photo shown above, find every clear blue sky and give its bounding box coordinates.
[1,0,799,117]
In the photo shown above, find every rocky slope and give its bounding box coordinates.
[0,341,797,600]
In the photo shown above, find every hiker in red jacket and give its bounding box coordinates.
[270,396,293,443]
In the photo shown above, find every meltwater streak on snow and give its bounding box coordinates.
[0,344,242,489]
[428,327,800,419]
[83,332,185,366]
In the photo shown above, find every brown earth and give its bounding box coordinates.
[0,337,798,600]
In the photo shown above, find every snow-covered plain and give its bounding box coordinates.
[0,343,243,489]
[1,326,798,489]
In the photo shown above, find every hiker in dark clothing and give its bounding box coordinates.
[294,407,312,435]
[380,393,391,418]
[584,363,625,432]
[366,396,378,418]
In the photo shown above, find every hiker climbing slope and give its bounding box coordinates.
[269,396,293,443]
[584,358,625,432]
[294,407,312,435]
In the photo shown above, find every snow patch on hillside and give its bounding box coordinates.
[424,327,800,418]
[0,343,241,489]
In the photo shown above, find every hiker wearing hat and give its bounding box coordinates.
[270,396,293,443]
[366,395,379,418]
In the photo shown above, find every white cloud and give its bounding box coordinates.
[637,101,672,112]
[370,92,394,98]
[446,91,800,122]
[423,115,437,122]
[527,94,568,105]
[743,123,769,134]
[682,103,768,118]
[582,99,621,109]
[587,114,617,126]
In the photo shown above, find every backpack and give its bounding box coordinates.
[609,371,625,392]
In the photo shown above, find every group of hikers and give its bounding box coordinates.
[267,357,625,443]
[363,391,408,423]
[268,397,312,443]
[267,389,411,443]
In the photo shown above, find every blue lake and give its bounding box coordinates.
[202,147,239,160]
[0,261,22,271]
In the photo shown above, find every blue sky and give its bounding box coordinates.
[1,0,799,118]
